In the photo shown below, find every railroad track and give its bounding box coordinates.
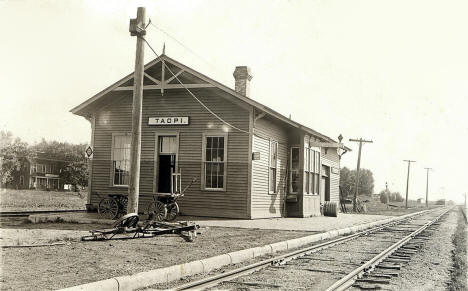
[172,207,452,290]
[0,209,86,218]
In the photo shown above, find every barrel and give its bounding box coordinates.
[323,201,338,217]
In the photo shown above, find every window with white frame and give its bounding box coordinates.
[112,134,131,186]
[309,149,320,194]
[290,147,300,193]
[304,147,310,194]
[203,135,227,190]
[269,141,278,194]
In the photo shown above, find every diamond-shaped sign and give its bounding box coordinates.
[85,145,93,159]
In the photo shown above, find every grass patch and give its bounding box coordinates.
[0,188,87,211]
[342,195,436,216]
[449,207,467,291]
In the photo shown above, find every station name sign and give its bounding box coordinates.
[148,117,189,126]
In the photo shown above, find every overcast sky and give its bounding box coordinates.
[1,0,467,203]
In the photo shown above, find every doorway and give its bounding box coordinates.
[321,165,330,201]
[157,135,178,193]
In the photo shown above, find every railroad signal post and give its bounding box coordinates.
[403,160,416,209]
[127,7,146,214]
[349,138,373,212]
[424,167,432,208]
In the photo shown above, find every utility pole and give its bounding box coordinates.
[349,138,373,212]
[424,167,432,208]
[127,7,146,214]
[403,160,416,209]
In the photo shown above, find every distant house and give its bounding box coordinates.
[28,156,63,190]
[7,154,63,190]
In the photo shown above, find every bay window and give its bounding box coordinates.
[290,147,300,194]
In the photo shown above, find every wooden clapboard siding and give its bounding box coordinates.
[251,116,290,219]
[90,87,250,218]
[322,148,340,205]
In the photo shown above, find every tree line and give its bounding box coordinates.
[339,166,404,203]
[0,131,88,191]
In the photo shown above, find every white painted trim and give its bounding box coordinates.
[289,146,300,194]
[113,84,215,91]
[268,139,279,195]
[153,132,180,194]
[201,132,228,191]
[110,132,131,187]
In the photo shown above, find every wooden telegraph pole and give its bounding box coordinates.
[403,160,416,209]
[424,167,432,208]
[349,138,373,212]
[127,7,146,214]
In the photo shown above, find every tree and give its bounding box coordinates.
[392,192,404,202]
[0,131,32,187]
[339,167,375,197]
[379,189,389,204]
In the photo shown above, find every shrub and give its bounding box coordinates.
[379,190,389,204]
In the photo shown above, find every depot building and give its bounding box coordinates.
[71,54,349,219]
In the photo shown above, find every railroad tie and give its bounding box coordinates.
[356,278,391,284]
[376,264,401,270]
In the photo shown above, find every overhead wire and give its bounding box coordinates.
[148,20,229,77]
[143,24,301,145]
[141,36,251,135]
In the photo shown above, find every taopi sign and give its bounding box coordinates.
[148,117,189,125]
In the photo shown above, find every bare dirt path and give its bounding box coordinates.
[0,225,310,290]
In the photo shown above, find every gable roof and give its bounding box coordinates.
[70,54,348,148]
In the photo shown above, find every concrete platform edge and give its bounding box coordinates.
[58,210,429,291]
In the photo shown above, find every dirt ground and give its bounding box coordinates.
[0,220,310,290]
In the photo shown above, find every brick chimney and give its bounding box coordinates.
[233,66,253,97]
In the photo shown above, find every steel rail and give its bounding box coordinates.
[325,207,452,291]
[0,209,86,218]
[173,208,440,290]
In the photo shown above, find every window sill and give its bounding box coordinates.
[304,193,319,196]
[203,188,226,192]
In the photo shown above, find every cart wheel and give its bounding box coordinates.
[166,202,180,221]
[98,197,119,220]
[112,213,139,228]
[147,201,167,221]
[119,196,128,217]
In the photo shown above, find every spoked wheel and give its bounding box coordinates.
[98,197,119,220]
[166,202,180,221]
[112,213,139,228]
[146,201,167,221]
[119,196,128,218]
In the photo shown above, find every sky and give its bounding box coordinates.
[1,0,467,203]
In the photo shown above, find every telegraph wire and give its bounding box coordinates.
[142,37,251,135]
[147,20,229,77]
[142,36,306,147]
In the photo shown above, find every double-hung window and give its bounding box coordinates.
[111,134,131,186]
[203,134,227,190]
[304,148,310,194]
[269,141,278,194]
[290,147,300,193]
[309,148,320,194]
